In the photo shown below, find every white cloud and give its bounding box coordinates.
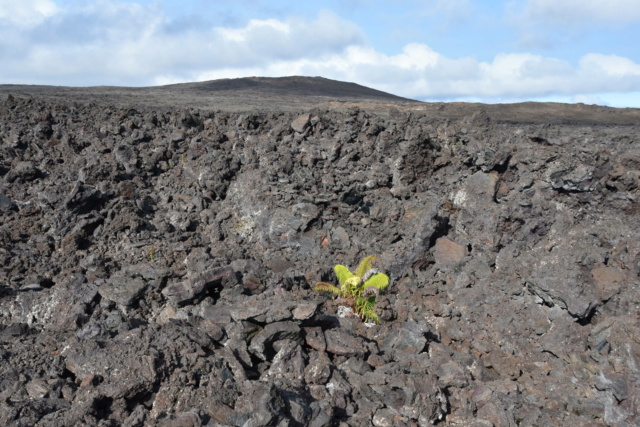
[517,0,640,26]
[580,54,640,78]
[0,4,364,85]
[205,10,364,66]
[0,0,639,106]
[217,18,291,42]
[183,45,640,103]
[0,0,59,27]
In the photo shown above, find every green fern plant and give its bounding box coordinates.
[314,255,390,323]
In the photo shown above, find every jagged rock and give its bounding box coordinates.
[304,351,333,386]
[308,401,334,427]
[262,339,307,380]
[525,231,604,320]
[292,302,318,320]
[64,183,104,214]
[5,161,40,182]
[549,164,596,192]
[0,399,71,426]
[229,295,296,323]
[161,266,234,305]
[437,360,469,388]
[234,381,287,426]
[384,196,441,278]
[98,276,147,307]
[591,265,626,301]
[325,328,366,357]
[62,335,161,400]
[1,92,638,426]
[249,321,302,361]
[372,408,408,427]
[304,326,327,351]
[5,272,98,331]
[291,113,310,133]
[372,374,448,424]
[155,304,189,324]
[434,237,467,265]
[380,321,428,354]
[198,302,232,324]
[0,193,12,210]
[25,379,49,399]
[229,298,272,321]
[452,171,500,251]
[124,262,173,281]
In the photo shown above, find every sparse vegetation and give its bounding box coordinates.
[314,255,390,324]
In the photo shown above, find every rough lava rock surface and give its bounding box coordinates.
[0,80,639,426]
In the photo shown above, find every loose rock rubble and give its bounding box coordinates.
[0,93,639,426]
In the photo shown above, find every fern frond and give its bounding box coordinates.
[314,282,342,296]
[362,310,380,324]
[363,273,389,291]
[355,256,377,278]
[342,276,361,297]
[317,256,388,324]
[361,268,378,282]
[362,286,379,297]
[356,295,376,311]
[334,265,355,287]
[356,295,380,324]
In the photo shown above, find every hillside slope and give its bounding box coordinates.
[2,76,640,124]
[0,76,415,112]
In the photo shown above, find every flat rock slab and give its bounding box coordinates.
[325,329,366,357]
[292,303,318,320]
[199,304,232,324]
[63,336,160,400]
[591,265,626,301]
[381,322,428,354]
[434,237,467,265]
[99,277,147,307]
[291,113,310,133]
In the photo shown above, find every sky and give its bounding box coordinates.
[1,0,640,107]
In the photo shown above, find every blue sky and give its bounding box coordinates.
[1,0,640,107]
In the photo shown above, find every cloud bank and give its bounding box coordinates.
[1,0,639,105]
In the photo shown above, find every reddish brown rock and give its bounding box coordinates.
[291,113,310,133]
[592,265,626,301]
[434,237,467,265]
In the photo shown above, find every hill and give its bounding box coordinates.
[0,76,416,112]
[1,76,639,124]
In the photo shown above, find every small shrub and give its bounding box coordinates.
[314,255,389,323]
